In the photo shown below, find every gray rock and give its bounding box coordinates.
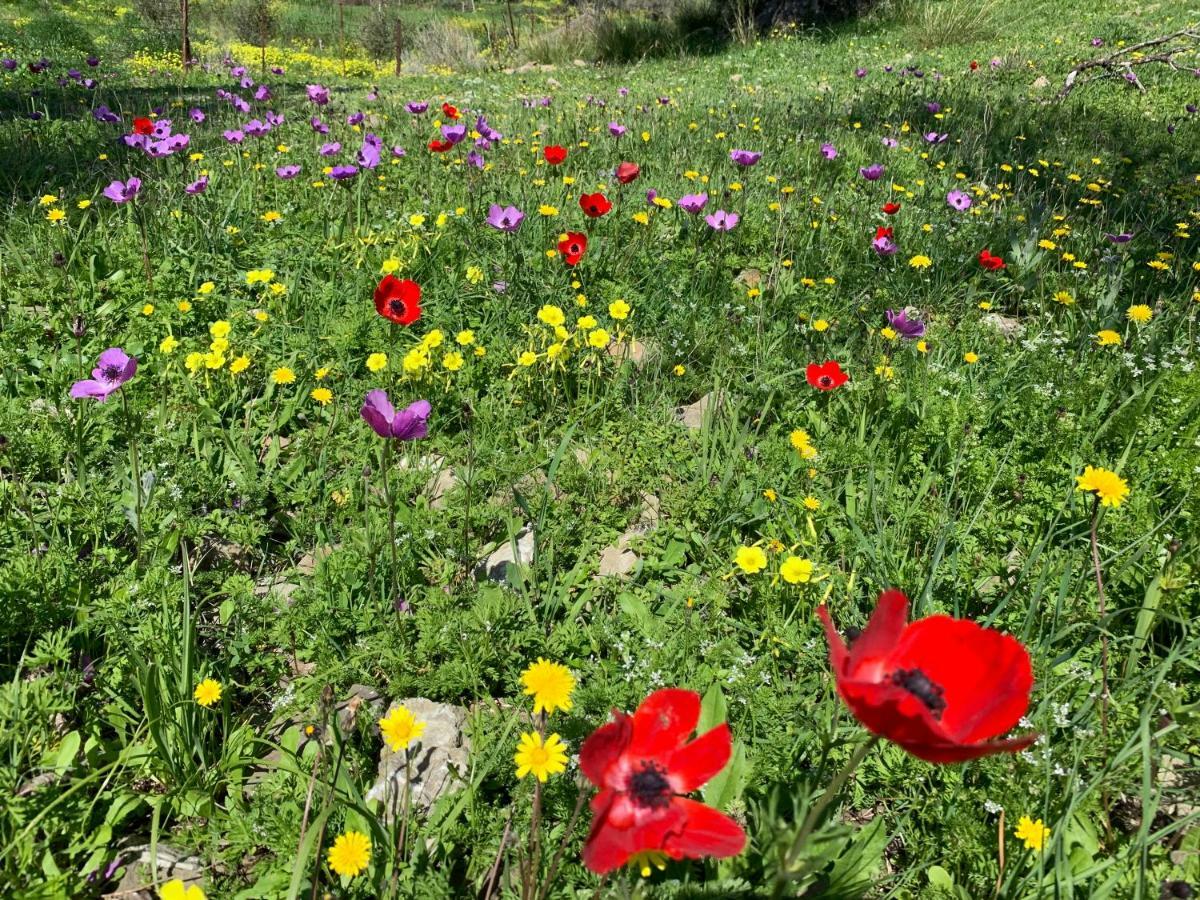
[676,393,714,430]
[596,493,661,579]
[982,313,1025,339]
[366,697,471,818]
[606,338,657,368]
[427,465,459,510]
[115,844,204,898]
[477,527,535,585]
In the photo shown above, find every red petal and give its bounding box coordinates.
[627,689,700,759]
[665,723,732,792]
[663,797,747,860]
[581,793,686,874]
[891,616,1032,744]
[815,604,849,675]
[579,715,631,788]
[900,732,1038,764]
[847,589,908,675]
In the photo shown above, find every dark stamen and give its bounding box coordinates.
[891,668,946,718]
[627,761,671,809]
[101,365,122,380]
[843,626,862,645]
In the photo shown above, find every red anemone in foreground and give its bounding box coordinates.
[441,101,460,119]
[580,688,746,875]
[817,589,1036,763]
[543,144,568,165]
[580,192,613,218]
[616,161,641,184]
[428,139,454,153]
[374,274,421,325]
[558,231,588,266]
[806,360,849,391]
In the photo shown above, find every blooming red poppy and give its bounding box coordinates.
[579,688,746,874]
[616,161,640,184]
[133,116,154,135]
[374,275,421,325]
[580,192,612,218]
[441,102,459,120]
[543,144,568,165]
[881,202,901,215]
[428,139,454,153]
[978,248,1006,270]
[874,226,893,241]
[558,231,588,266]
[817,589,1036,763]
[806,361,848,391]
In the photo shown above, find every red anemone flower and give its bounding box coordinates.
[558,231,588,266]
[441,102,459,119]
[805,361,849,391]
[970,60,979,71]
[881,201,901,215]
[133,116,154,135]
[374,275,421,325]
[543,144,568,165]
[428,139,454,153]
[874,226,894,241]
[616,161,640,184]
[817,589,1036,763]
[580,192,612,218]
[978,248,1006,270]
[580,688,747,874]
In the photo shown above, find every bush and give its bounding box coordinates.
[410,20,483,71]
[359,0,400,61]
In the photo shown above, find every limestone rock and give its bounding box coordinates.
[596,493,661,579]
[676,393,714,430]
[366,697,471,818]
[477,527,535,585]
[982,313,1025,339]
[115,844,204,898]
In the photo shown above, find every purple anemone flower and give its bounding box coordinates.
[705,210,739,231]
[466,151,484,169]
[486,203,525,232]
[923,131,948,144]
[222,129,244,143]
[306,84,330,105]
[329,164,358,180]
[310,116,329,134]
[189,107,205,123]
[1104,232,1133,243]
[70,348,137,402]
[185,175,208,195]
[729,149,762,167]
[244,119,270,137]
[440,123,467,145]
[360,391,430,440]
[92,105,120,124]
[886,308,925,339]
[102,177,141,203]
[855,67,868,78]
[405,101,428,114]
[820,142,838,160]
[358,134,382,169]
[946,190,972,211]
[882,137,898,149]
[678,192,708,214]
[254,84,271,102]
[347,111,365,126]
[608,121,627,137]
[872,234,897,256]
[276,164,301,179]
[859,163,885,181]
[318,141,341,156]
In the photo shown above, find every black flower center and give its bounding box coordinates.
[891,667,946,719]
[818,375,833,387]
[627,761,672,809]
[101,364,122,381]
[388,299,405,315]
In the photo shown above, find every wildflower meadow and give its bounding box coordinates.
[1,0,1199,897]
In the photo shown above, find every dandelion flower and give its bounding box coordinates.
[379,705,426,751]
[520,658,575,714]
[908,254,932,270]
[803,496,821,511]
[1014,816,1049,852]
[514,731,569,782]
[1076,466,1129,508]
[963,352,979,364]
[1126,304,1152,324]
[311,388,333,405]
[1095,330,1121,347]
[193,679,221,707]
[327,831,371,877]
[271,367,296,385]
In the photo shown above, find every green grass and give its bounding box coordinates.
[0,0,1198,897]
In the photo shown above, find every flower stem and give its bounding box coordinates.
[121,389,143,562]
[777,735,880,892]
[380,440,399,603]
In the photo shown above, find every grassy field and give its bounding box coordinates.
[0,0,1198,897]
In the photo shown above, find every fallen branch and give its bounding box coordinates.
[1058,28,1200,98]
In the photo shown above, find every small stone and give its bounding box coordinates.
[1032,75,1050,89]
[336,684,384,733]
[477,527,535,585]
[427,466,459,510]
[366,697,471,817]
[116,844,205,898]
[982,313,1025,339]
[676,393,714,430]
[253,576,300,608]
[598,545,639,577]
[606,338,657,368]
